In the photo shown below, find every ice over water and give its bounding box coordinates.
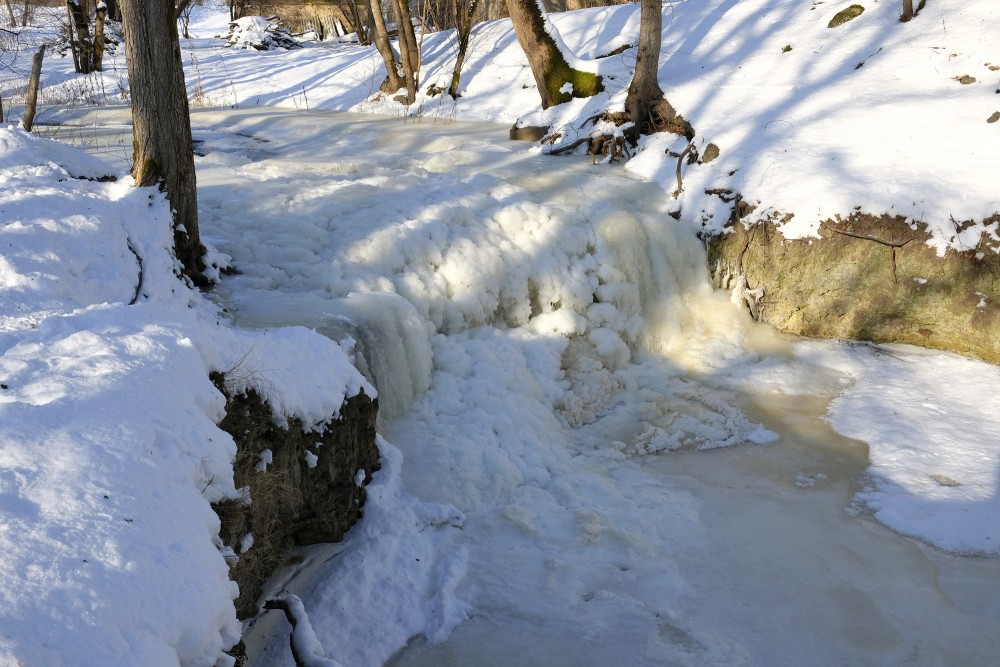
[179,110,1000,666]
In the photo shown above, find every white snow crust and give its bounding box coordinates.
[1,1,999,665]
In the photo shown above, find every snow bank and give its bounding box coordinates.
[827,344,1000,554]
[0,127,369,665]
[176,0,1000,255]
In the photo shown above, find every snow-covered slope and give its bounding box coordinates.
[0,128,372,665]
[182,0,998,248]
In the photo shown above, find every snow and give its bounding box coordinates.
[0,125,370,665]
[1,1,999,666]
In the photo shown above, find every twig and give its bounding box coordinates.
[823,222,913,283]
[672,142,695,197]
[126,238,144,305]
[822,224,913,248]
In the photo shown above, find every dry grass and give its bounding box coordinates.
[211,371,305,620]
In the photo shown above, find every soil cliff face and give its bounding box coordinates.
[211,373,380,619]
[706,213,1000,363]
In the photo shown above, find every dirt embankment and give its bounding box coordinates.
[706,211,1000,364]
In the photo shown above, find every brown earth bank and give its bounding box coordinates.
[705,211,1000,364]
[210,372,380,620]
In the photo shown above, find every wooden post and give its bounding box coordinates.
[22,45,44,132]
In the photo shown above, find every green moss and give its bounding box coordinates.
[702,143,721,163]
[547,61,604,107]
[828,4,865,28]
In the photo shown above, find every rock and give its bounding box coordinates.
[957,75,977,85]
[828,5,865,28]
[701,143,721,163]
[211,373,380,619]
[509,123,549,142]
[706,213,1000,364]
[988,111,1000,124]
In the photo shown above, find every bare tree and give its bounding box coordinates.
[92,0,106,69]
[120,0,207,286]
[624,0,691,140]
[21,44,43,131]
[504,0,602,109]
[390,0,420,103]
[368,0,403,93]
[447,0,478,98]
[66,0,94,73]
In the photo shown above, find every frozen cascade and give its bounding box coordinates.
[169,109,1000,667]
[317,294,433,426]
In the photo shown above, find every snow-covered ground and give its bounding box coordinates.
[1,1,999,666]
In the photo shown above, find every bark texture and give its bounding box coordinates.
[505,0,602,109]
[368,0,403,93]
[448,0,478,98]
[67,0,93,73]
[21,45,44,132]
[120,0,206,285]
[625,0,692,141]
[92,1,106,71]
[901,0,914,21]
[391,0,420,103]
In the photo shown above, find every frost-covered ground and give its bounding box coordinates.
[2,1,1000,666]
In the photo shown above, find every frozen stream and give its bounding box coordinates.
[43,107,1000,665]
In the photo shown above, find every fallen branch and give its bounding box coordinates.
[126,238,144,305]
[672,142,696,197]
[547,136,590,156]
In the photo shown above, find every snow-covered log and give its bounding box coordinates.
[264,593,344,667]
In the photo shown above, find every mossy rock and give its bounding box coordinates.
[701,143,720,164]
[828,4,865,28]
[706,212,1000,364]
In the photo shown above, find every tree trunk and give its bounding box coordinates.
[901,0,913,22]
[368,0,403,93]
[92,1,106,71]
[22,45,44,132]
[104,0,120,21]
[67,0,92,74]
[350,0,369,45]
[391,0,419,103]
[4,0,16,28]
[504,0,602,109]
[624,0,692,141]
[448,0,478,98]
[65,1,81,73]
[175,0,191,20]
[120,0,207,287]
[19,0,30,26]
